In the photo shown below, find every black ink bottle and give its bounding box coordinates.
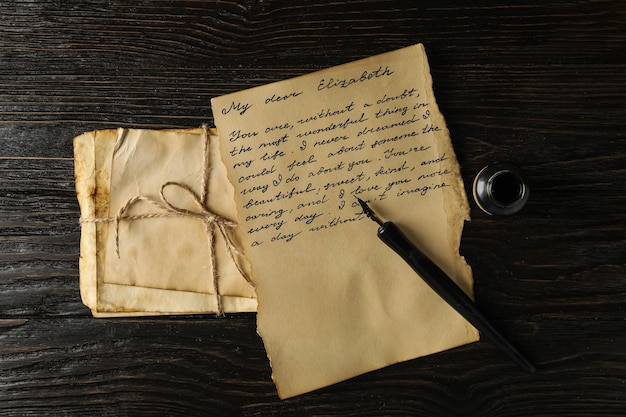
[473,163,529,215]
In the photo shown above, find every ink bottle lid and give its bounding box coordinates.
[472,163,529,216]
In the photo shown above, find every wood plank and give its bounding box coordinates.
[0,317,624,415]
[0,0,625,414]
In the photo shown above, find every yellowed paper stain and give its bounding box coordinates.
[212,44,478,398]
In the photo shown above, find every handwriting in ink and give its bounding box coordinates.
[229,144,252,157]
[356,114,418,137]
[375,88,418,104]
[375,106,409,118]
[248,220,286,234]
[287,155,317,171]
[323,172,367,191]
[258,134,288,148]
[233,159,254,169]
[265,122,293,133]
[243,183,317,209]
[296,194,328,209]
[273,172,299,186]
[296,113,369,138]
[327,140,365,158]
[260,150,285,161]
[370,131,421,149]
[265,91,303,104]
[307,161,345,177]
[296,102,355,125]
[374,161,411,176]
[229,129,258,142]
[347,159,371,171]
[417,168,451,181]
[274,183,317,202]
[377,179,412,200]
[294,211,324,225]
[421,152,448,166]
[241,183,270,195]
[217,56,455,248]
[238,165,276,184]
[422,123,441,134]
[351,184,382,196]
[270,231,302,243]
[222,101,252,116]
[308,214,363,232]
[317,66,394,91]
[311,135,349,148]
[383,145,431,159]
[396,182,450,197]
[245,207,290,222]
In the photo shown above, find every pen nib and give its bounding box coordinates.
[357,197,384,226]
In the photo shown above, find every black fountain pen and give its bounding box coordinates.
[357,198,535,374]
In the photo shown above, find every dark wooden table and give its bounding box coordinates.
[1,1,625,415]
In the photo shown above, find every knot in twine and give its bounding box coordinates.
[82,126,254,315]
[114,180,237,258]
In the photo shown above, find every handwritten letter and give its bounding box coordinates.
[212,44,478,398]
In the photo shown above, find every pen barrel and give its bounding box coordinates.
[377,222,535,374]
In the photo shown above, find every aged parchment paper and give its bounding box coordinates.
[74,127,257,316]
[212,43,479,398]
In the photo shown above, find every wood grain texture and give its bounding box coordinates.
[1,0,625,415]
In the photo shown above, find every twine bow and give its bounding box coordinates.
[81,126,254,315]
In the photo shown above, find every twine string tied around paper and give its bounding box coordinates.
[81,126,254,315]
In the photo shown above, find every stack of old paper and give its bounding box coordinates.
[74,127,257,316]
[74,43,478,397]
